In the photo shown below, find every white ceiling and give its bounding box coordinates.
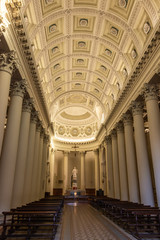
[18,0,160,143]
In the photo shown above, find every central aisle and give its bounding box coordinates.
[60,202,136,240]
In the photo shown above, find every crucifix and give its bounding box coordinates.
[72,144,79,156]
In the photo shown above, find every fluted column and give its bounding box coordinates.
[80,152,85,190]
[30,120,41,202]
[111,130,120,199]
[132,101,154,206]
[0,51,17,156]
[22,110,38,205]
[123,113,140,203]
[50,149,55,196]
[36,128,44,200]
[105,136,114,198]
[0,79,26,213]
[116,122,129,201]
[94,149,100,191]
[143,84,160,206]
[63,151,69,195]
[11,97,33,208]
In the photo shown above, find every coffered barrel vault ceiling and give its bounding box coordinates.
[19,0,160,143]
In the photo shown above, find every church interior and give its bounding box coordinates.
[0,0,160,239]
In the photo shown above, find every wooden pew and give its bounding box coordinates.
[0,196,64,239]
[89,196,160,239]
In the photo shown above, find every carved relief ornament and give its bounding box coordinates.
[131,101,144,116]
[0,51,17,75]
[122,113,133,126]
[143,83,158,102]
[10,79,26,98]
[22,97,33,113]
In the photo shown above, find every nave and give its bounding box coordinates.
[60,202,136,240]
[1,195,160,240]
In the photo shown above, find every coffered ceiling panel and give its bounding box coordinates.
[19,0,160,143]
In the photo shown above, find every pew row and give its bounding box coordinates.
[0,196,64,240]
[89,196,160,239]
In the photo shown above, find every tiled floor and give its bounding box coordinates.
[60,203,137,240]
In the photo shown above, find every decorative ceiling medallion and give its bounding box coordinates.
[94,88,99,93]
[52,46,59,54]
[85,126,92,136]
[123,68,128,76]
[45,0,55,4]
[116,82,120,89]
[131,49,137,59]
[100,65,107,71]
[105,48,112,56]
[76,72,82,77]
[55,77,61,81]
[78,41,86,48]
[79,18,88,26]
[110,27,119,36]
[49,24,57,33]
[56,87,61,92]
[54,63,60,69]
[71,128,79,137]
[77,59,84,64]
[97,78,103,83]
[143,22,151,34]
[75,83,81,86]
[58,126,65,135]
[118,0,128,8]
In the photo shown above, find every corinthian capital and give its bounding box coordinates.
[111,129,117,138]
[116,121,124,132]
[22,97,33,113]
[142,83,158,102]
[31,110,39,124]
[131,101,144,116]
[122,113,133,126]
[10,79,26,98]
[0,51,17,74]
[105,135,111,144]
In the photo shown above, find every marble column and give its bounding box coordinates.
[105,136,114,198]
[0,51,17,156]
[94,149,100,191]
[63,151,69,195]
[36,128,44,200]
[116,122,129,201]
[0,79,26,213]
[123,113,140,203]
[99,145,103,189]
[11,97,33,208]
[40,135,49,199]
[102,146,107,196]
[143,84,160,206]
[30,120,41,202]
[80,152,85,190]
[50,149,55,196]
[22,110,38,205]
[111,130,120,199]
[132,101,154,206]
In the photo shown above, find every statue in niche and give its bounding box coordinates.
[71,167,78,190]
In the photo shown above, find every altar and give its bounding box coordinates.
[66,189,86,196]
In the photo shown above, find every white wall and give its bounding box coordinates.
[85,151,95,188]
[53,151,64,189]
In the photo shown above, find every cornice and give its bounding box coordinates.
[103,26,160,134]
[5,1,51,129]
